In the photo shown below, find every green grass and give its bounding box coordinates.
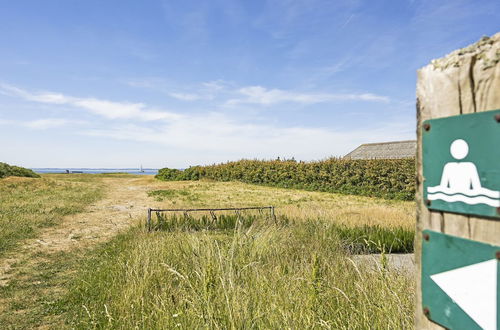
[152,213,271,232]
[148,189,201,202]
[0,176,103,256]
[0,250,80,328]
[63,219,414,329]
[334,224,414,254]
[149,214,414,253]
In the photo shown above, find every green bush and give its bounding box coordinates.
[0,162,40,179]
[156,158,415,200]
[155,167,185,180]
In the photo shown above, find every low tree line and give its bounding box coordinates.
[156,158,415,201]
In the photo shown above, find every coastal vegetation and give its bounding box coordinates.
[0,175,415,328]
[156,158,416,201]
[0,162,40,179]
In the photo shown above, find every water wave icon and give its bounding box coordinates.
[426,139,500,208]
[427,191,500,207]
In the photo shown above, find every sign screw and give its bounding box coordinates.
[496,251,500,260]
[423,123,431,131]
[425,199,431,206]
[423,233,430,241]
[423,307,430,317]
[495,114,500,123]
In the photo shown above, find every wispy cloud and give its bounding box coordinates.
[169,80,229,101]
[124,79,229,102]
[0,117,85,130]
[82,114,412,161]
[0,83,181,121]
[168,92,203,101]
[227,86,390,105]
[24,118,84,130]
[123,79,388,106]
[0,82,412,166]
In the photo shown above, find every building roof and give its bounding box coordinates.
[344,140,416,160]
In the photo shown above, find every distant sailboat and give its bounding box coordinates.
[140,165,144,173]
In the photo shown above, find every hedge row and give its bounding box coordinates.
[156,158,415,201]
[0,162,40,179]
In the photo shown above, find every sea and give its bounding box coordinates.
[32,168,158,175]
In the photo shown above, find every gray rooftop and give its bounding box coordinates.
[344,140,416,160]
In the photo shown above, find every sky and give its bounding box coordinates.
[0,0,499,169]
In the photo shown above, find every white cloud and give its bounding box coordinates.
[167,80,230,102]
[123,79,230,102]
[81,111,413,162]
[0,82,412,167]
[24,118,84,130]
[0,83,181,122]
[227,86,390,105]
[168,92,203,101]
[0,117,85,130]
[122,79,388,106]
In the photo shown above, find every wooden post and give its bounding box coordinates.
[147,208,152,232]
[416,33,500,328]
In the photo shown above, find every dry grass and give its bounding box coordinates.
[146,180,415,229]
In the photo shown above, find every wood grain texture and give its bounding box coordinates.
[415,32,500,329]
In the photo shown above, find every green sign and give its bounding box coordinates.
[422,230,499,330]
[423,109,500,219]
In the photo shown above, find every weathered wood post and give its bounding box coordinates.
[416,33,500,329]
[147,207,152,232]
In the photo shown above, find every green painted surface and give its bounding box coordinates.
[422,230,499,329]
[423,109,500,219]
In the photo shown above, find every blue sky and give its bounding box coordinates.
[1,0,499,168]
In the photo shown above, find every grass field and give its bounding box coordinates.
[0,176,103,256]
[0,174,416,329]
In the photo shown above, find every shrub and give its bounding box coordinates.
[156,158,415,200]
[0,162,40,179]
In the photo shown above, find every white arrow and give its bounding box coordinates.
[431,259,498,330]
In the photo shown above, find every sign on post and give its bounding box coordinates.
[421,230,500,330]
[423,109,500,219]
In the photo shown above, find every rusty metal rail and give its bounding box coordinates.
[146,206,275,231]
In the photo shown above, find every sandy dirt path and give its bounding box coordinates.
[0,176,156,288]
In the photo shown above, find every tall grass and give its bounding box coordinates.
[64,218,414,329]
[152,213,273,232]
[148,213,413,253]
